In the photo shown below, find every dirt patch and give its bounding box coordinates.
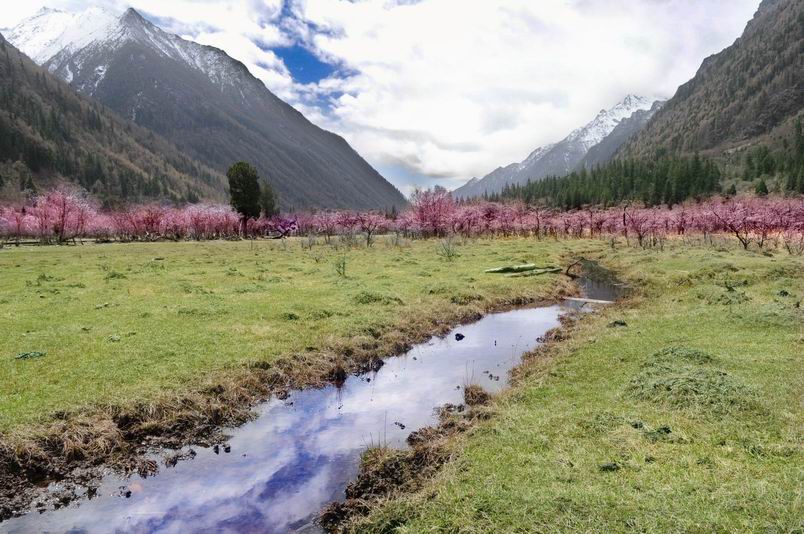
[0,279,577,521]
[463,384,491,406]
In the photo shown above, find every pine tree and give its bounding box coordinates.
[259,180,279,217]
[755,178,768,196]
[227,161,262,232]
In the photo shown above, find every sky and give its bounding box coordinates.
[1,0,761,195]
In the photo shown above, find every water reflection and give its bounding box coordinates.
[3,306,566,534]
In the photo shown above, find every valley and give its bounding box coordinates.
[0,0,802,532]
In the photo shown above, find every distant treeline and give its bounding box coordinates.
[491,155,722,210]
[491,121,803,210]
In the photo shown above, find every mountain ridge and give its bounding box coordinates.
[9,7,406,211]
[619,0,803,159]
[453,95,656,199]
[0,31,228,203]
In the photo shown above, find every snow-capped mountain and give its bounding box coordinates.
[453,144,555,200]
[9,8,255,95]
[8,7,406,211]
[453,95,656,199]
[566,95,654,152]
[9,7,117,67]
[578,100,665,170]
[0,31,228,202]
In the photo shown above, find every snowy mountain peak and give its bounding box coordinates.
[8,7,250,94]
[120,7,149,27]
[7,7,123,64]
[34,7,64,16]
[566,95,653,149]
[453,94,657,199]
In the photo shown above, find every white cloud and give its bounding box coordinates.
[295,0,760,188]
[2,0,761,191]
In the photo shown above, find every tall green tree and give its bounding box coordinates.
[260,181,279,217]
[226,161,261,233]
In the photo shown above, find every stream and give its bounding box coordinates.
[2,278,620,534]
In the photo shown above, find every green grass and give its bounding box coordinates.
[2,237,801,530]
[353,245,804,532]
[0,237,578,432]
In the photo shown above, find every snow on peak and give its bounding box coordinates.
[7,7,122,64]
[518,143,556,170]
[8,7,247,92]
[567,95,654,149]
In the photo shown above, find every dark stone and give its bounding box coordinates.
[598,462,620,472]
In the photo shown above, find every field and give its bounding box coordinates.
[1,236,802,530]
[351,243,804,532]
[0,237,577,433]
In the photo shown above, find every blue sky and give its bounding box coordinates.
[272,44,335,85]
[1,0,762,196]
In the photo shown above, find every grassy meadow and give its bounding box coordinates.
[0,236,579,433]
[352,244,804,532]
[1,236,801,531]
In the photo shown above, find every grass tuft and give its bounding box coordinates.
[626,349,757,413]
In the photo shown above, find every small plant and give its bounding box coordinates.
[386,234,408,248]
[438,236,460,262]
[335,256,347,278]
[338,232,358,248]
[301,234,317,251]
[464,384,491,406]
[104,270,127,281]
[354,291,403,305]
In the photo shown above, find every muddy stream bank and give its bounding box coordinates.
[2,271,623,534]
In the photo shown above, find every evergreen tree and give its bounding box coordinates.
[755,178,768,196]
[259,180,279,217]
[227,161,262,231]
[726,183,737,197]
[499,155,724,208]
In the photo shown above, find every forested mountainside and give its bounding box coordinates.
[621,0,803,158]
[0,33,226,205]
[498,0,804,209]
[578,101,664,170]
[9,7,406,211]
[495,155,723,210]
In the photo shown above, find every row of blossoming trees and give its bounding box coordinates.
[1,187,803,253]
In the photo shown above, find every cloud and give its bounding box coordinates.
[3,0,761,191]
[294,0,760,188]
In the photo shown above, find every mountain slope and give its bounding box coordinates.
[9,7,406,211]
[578,101,665,169]
[453,95,655,199]
[453,144,554,200]
[0,32,226,203]
[621,0,803,158]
